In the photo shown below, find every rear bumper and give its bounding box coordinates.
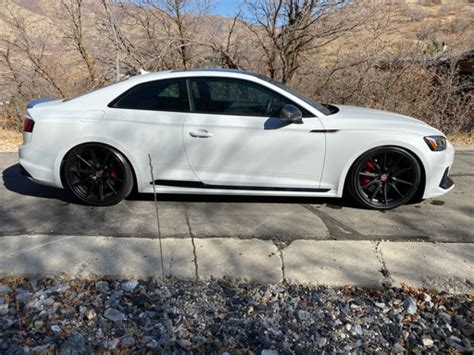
[19,164,32,178]
[19,144,62,188]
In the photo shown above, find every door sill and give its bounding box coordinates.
[150,179,330,193]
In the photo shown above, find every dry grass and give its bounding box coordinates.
[448,132,474,150]
[0,129,22,152]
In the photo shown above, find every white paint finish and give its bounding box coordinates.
[283,240,383,286]
[19,69,455,202]
[183,113,326,187]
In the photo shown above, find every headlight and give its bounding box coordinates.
[424,135,447,151]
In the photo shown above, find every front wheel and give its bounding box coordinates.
[348,147,421,210]
[63,143,133,206]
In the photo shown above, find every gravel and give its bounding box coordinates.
[0,278,472,353]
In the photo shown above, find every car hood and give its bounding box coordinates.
[325,105,444,136]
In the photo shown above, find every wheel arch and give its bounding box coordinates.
[56,139,141,192]
[339,144,427,199]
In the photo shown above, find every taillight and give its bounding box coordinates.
[23,117,35,133]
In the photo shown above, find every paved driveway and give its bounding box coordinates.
[1,151,472,243]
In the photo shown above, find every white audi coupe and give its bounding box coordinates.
[19,69,455,209]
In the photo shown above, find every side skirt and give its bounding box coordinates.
[150,179,331,193]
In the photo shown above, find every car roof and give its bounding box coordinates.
[133,68,263,82]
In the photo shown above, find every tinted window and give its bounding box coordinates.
[109,79,189,112]
[189,78,312,117]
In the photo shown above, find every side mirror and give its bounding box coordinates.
[280,104,303,124]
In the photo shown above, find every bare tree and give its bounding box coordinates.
[0,1,66,97]
[60,0,98,86]
[244,0,366,84]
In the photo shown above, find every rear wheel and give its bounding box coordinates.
[63,143,133,206]
[348,147,421,209]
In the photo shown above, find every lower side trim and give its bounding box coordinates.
[151,179,330,193]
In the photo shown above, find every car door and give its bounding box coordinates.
[106,78,196,186]
[182,76,327,189]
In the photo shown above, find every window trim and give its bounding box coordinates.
[107,76,316,118]
[107,78,190,113]
[185,77,315,118]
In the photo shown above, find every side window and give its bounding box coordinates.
[189,77,311,117]
[109,79,189,112]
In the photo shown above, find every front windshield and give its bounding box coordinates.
[256,74,333,116]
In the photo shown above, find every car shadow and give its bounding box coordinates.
[2,163,78,203]
[3,163,357,208]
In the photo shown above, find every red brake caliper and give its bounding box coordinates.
[360,161,375,186]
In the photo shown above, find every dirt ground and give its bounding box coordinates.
[0,131,22,152]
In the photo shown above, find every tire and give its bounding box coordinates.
[63,143,133,206]
[347,146,421,210]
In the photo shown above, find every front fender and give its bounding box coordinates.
[321,130,431,197]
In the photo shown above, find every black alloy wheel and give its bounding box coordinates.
[348,147,421,209]
[63,143,133,206]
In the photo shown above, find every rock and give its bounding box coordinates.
[316,337,327,347]
[422,337,434,347]
[34,320,44,330]
[107,338,120,350]
[0,304,8,316]
[352,324,363,336]
[402,296,417,315]
[51,325,61,333]
[85,308,96,320]
[95,281,109,293]
[446,335,462,346]
[177,339,192,349]
[121,280,139,292]
[462,337,471,348]
[15,291,32,303]
[423,293,432,302]
[296,310,311,321]
[59,333,87,355]
[104,308,125,322]
[121,336,135,347]
[261,350,279,355]
[146,339,159,349]
[375,302,386,309]
[392,343,406,353]
[0,284,12,294]
[439,312,452,324]
[5,345,25,355]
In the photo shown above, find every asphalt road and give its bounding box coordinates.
[1,151,473,243]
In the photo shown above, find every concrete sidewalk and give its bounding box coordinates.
[0,235,472,294]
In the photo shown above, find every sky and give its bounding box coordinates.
[210,0,243,17]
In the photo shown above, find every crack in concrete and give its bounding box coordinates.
[273,240,288,283]
[184,211,199,281]
[372,241,393,287]
[302,204,363,239]
[302,204,432,242]
[73,257,90,277]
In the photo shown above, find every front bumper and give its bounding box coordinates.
[422,143,455,199]
[439,167,454,190]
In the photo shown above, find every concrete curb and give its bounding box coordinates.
[0,235,472,293]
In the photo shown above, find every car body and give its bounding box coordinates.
[19,69,455,208]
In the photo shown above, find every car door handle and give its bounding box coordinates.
[189,129,214,138]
